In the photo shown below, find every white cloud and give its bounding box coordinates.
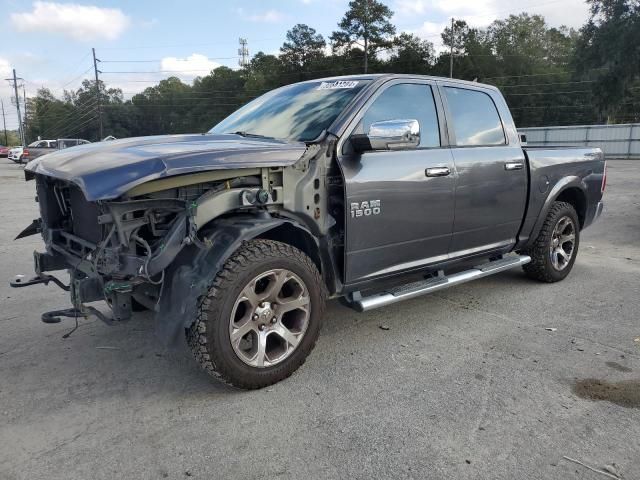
[0,57,21,130]
[408,20,449,52]
[0,57,13,102]
[394,0,590,31]
[11,2,130,41]
[160,54,221,81]
[412,20,448,39]
[0,57,12,78]
[395,0,429,16]
[247,9,286,23]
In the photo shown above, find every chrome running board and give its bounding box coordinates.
[351,254,531,312]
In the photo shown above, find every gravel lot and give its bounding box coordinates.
[0,159,638,480]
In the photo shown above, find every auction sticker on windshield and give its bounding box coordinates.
[317,80,359,90]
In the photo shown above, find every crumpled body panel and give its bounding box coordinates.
[26,133,307,201]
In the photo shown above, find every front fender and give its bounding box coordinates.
[154,213,299,344]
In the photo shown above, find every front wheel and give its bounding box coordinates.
[186,239,326,389]
[521,201,580,283]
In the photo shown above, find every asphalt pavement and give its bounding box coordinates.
[0,158,638,480]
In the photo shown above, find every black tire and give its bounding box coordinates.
[521,201,580,283]
[186,239,326,389]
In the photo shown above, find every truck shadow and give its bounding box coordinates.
[5,266,588,402]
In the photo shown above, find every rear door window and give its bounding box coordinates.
[444,87,505,146]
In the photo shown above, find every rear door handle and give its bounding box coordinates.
[425,166,451,177]
[505,162,524,171]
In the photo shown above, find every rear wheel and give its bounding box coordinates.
[186,240,326,389]
[521,201,580,282]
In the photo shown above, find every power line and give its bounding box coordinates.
[121,88,269,95]
[494,80,597,88]
[104,103,242,108]
[504,89,593,96]
[483,67,608,80]
[62,114,100,139]
[101,57,240,63]
[102,70,229,74]
[45,108,98,139]
[509,102,640,110]
[95,37,283,51]
[57,52,92,86]
[60,66,95,90]
[40,99,98,138]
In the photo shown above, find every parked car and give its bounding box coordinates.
[0,145,9,157]
[9,138,90,164]
[13,74,605,389]
[9,140,53,164]
[8,145,26,163]
[57,138,91,149]
[28,138,90,162]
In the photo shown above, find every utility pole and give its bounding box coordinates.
[1,100,8,145]
[22,84,27,140]
[92,47,103,140]
[238,38,249,68]
[363,0,370,74]
[449,18,455,79]
[5,69,25,146]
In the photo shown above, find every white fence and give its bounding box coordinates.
[519,123,640,159]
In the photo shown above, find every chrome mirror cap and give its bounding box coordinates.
[368,119,420,150]
[351,119,421,153]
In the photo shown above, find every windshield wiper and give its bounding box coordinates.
[228,131,275,140]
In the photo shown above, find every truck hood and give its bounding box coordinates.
[26,133,308,201]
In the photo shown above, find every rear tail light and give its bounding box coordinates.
[601,161,607,193]
[23,149,30,157]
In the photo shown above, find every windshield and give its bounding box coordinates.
[209,79,370,142]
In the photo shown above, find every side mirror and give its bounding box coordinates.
[351,119,420,153]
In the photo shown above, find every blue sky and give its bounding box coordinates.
[1,0,591,129]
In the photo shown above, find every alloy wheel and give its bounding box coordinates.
[549,215,576,271]
[228,269,310,368]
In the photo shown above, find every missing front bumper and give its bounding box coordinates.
[9,251,138,326]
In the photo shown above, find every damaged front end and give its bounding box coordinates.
[13,168,279,330]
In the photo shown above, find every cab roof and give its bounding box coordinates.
[303,73,499,92]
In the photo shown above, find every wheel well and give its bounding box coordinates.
[256,223,322,272]
[556,188,586,228]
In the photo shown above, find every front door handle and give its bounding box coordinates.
[505,162,524,171]
[426,166,451,177]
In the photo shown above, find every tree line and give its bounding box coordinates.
[21,0,640,143]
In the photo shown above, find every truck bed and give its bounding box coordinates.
[518,146,605,247]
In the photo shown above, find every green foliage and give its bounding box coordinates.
[574,0,640,121]
[384,33,435,74]
[330,0,396,72]
[1,130,20,146]
[281,24,326,70]
[20,2,640,140]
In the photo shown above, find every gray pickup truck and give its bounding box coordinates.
[12,74,605,389]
